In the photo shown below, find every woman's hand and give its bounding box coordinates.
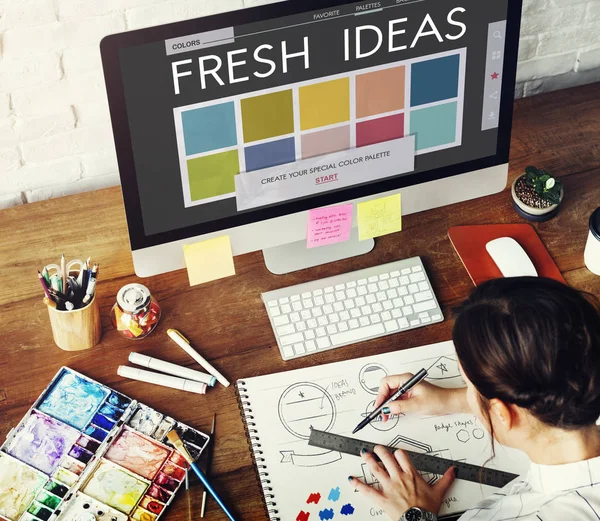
[375,373,469,420]
[349,446,456,520]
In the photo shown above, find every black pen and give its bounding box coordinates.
[352,368,428,434]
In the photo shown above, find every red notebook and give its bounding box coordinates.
[448,224,565,286]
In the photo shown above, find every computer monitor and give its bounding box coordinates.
[101,0,522,277]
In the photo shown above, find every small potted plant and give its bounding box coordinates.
[511,166,564,222]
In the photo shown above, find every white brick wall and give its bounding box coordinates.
[0,0,599,210]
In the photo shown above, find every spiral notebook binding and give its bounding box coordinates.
[236,380,280,521]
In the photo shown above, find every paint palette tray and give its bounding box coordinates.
[0,367,209,521]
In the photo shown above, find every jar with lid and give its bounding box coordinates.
[111,283,161,339]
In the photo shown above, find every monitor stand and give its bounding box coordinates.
[263,228,375,275]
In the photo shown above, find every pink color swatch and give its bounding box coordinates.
[307,204,353,249]
[301,126,350,159]
[104,429,170,480]
[356,113,404,148]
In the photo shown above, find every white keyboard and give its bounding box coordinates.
[262,257,444,360]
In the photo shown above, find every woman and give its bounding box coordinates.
[349,277,600,521]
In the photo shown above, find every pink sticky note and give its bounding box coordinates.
[307,204,353,248]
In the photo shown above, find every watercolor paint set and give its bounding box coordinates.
[0,367,209,521]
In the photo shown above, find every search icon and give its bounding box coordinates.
[493,30,503,39]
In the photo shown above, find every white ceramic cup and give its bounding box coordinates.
[584,207,600,275]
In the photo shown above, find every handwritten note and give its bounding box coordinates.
[306,204,353,248]
[357,194,402,241]
[183,235,235,286]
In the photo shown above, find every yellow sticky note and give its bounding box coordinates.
[357,194,402,241]
[183,236,235,286]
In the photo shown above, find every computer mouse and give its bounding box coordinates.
[485,237,538,277]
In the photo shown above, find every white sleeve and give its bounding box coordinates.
[537,490,600,521]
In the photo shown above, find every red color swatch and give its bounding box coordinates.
[297,511,311,521]
[356,113,404,148]
[307,492,321,504]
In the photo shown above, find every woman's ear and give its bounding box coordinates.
[488,398,514,431]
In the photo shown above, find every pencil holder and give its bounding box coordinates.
[47,296,102,351]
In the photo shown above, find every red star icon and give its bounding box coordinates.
[491,72,500,80]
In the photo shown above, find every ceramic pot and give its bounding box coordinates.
[511,174,563,222]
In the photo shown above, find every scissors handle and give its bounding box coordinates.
[44,264,62,278]
[66,259,84,276]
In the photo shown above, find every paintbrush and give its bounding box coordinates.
[185,470,191,521]
[201,413,216,517]
[166,430,237,521]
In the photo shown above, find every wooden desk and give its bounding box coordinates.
[1,83,599,521]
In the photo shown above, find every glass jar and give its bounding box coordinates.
[111,283,161,339]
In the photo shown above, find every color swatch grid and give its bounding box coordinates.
[174,48,466,208]
[0,368,209,521]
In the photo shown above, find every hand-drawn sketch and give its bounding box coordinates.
[278,383,336,440]
[426,356,462,381]
[278,383,341,467]
[472,428,485,439]
[457,429,470,443]
[280,449,342,467]
[360,462,380,490]
[392,435,455,485]
[358,363,388,395]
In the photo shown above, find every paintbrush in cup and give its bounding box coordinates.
[166,430,237,521]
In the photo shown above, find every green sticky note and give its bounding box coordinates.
[357,194,402,241]
[183,236,236,286]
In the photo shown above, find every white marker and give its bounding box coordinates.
[167,329,231,388]
[129,352,216,387]
[117,366,207,395]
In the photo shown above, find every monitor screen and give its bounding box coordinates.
[103,0,518,250]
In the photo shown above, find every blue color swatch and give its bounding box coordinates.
[99,403,124,421]
[244,137,296,172]
[340,504,355,516]
[410,101,458,151]
[84,425,108,442]
[38,370,109,430]
[410,55,460,107]
[182,102,237,156]
[108,391,131,410]
[91,413,115,431]
[319,508,335,521]
[328,487,341,502]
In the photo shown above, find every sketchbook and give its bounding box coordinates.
[236,341,530,521]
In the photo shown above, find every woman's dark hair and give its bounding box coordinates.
[453,277,600,430]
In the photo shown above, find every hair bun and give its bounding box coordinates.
[453,277,600,430]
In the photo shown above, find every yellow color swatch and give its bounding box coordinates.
[183,236,235,286]
[299,78,350,130]
[357,194,402,241]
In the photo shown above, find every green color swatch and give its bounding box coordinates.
[188,150,239,201]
